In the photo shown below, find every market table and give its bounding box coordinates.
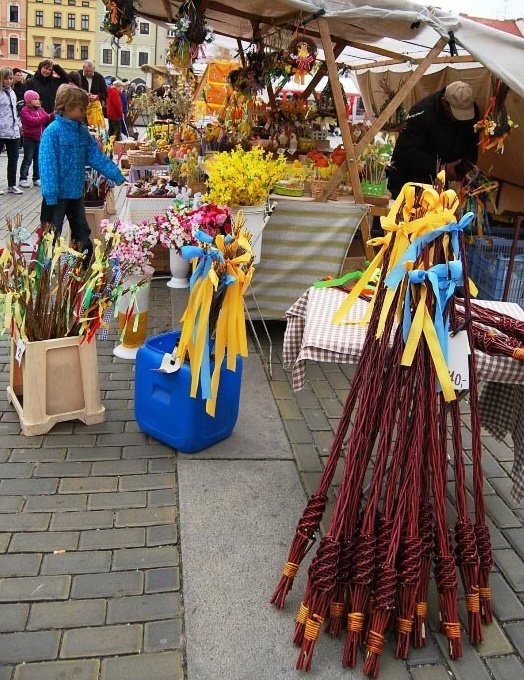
[128,165,169,183]
[283,286,524,502]
[119,196,175,224]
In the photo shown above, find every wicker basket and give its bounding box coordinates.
[310,179,339,200]
[127,151,157,166]
[188,181,207,196]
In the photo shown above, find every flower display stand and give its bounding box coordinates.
[135,331,242,453]
[167,249,191,289]
[7,336,105,436]
[113,267,154,360]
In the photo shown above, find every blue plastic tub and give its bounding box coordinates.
[135,331,242,453]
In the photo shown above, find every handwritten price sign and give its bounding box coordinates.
[447,331,470,391]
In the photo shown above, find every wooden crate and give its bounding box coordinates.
[151,243,170,274]
[7,336,105,436]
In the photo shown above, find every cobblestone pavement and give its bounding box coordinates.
[0,153,523,679]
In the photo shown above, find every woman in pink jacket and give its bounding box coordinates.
[19,90,53,187]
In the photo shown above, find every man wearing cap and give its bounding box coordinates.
[387,81,479,198]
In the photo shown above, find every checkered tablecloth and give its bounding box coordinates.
[284,287,524,503]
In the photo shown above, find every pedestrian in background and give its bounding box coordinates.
[0,67,23,195]
[19,90,54,188]
[78,60,107,105]
[106,80,124,141]
[24,60,70,114]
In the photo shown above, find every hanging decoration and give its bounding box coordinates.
[167,1,214,72]
[474,78,518,154]
[101,0,138,43]
[287,35,317,85]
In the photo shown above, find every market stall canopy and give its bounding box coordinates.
[138,1,524,98]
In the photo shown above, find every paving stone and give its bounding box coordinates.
[112,546,179,571]
[291,443,323,472]
[486,654,524,680]
[10,449,66,462]
[97,432,146,446]
[9,531,79,553]
[91,459,147,476]
[25,495,87,512]
[0,436,43,449]
[0,604,29,633]
[107,592,181,623]
[475,617,514,656]
[310,380,335,398]
[503,527,524,562]
[79,527,145,550]
[119,473,175,491]
[144,619,183,652]
[485,516,510,550]
[294,388,320,409]
[483,436,514,462]
[0,497,24,513]
[434,633,492,680]
[269,380,295,400]
[324,371,350,390]
[505,621,524,658]
[101,651,184,680]
[103,409,136,422]
[145,567,180,593]
[13,659,100,680]
[0,479,58,496]
[74,421,124,434]
[71,570,143,599]
[318,396,343,419]
[0,667,11,680]
[61,624,142,658]
[43,434,96,448]
[50,510,113,531]
[115,506,176,528]
[148,458,177,473]
[67,447,122,461]
[489,572,524,621]
[0,554,42,577]
[282,419,313,444]
[41,550,112,575]
[34,462,92,478]
[0,463,32,478]
[0,631,60,663]
[146,524,178,547]
[484,495,521,528]
[0,575,71,602]
[410,667,450,680]
[374,643,410,680]
[405,633,441,666]
[301,408,332,431]
[148,489,177,507]
[275,399,303,419]
[300,472,323,498]
[0,534,10,552]
[493,549,524,591]
[87,490,147,510]
[312,430,335,455]
[123,445,172,459]
[0,513,50,532]
[59,476,118,494]
[489,476,520,507]
[28,599,106,630]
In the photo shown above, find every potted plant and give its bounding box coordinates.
[204,145,286,262]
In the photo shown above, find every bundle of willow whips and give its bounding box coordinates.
[272,176,494,676]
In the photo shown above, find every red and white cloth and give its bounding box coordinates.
[284,287,524,503]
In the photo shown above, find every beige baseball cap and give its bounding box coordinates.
[444,81,475,120]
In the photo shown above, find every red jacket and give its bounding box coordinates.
[19,106,54,141]
[106,87,123,121]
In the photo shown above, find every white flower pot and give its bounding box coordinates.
[167,249,191,289]
[113,266,154,360]
[232,203,274,264]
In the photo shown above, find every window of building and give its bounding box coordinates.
[139,22,149,34]
[138,51,149,66]
[54,0,62,4]
[81,1,89,6]
[80,45,88,60]
[53,44,62,58]
[68,13,75,29]
[9,6,19,22]
[54,12,61,28]
[68,0,76,4]
[35,41,43,57]
[35,10,44,26]
[9,37,18,55]
[81,14,89,30]
[120,51,130,66]
[67,44,75,59]
[102,49,112,65]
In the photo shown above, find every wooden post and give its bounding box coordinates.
[317,17,373,259]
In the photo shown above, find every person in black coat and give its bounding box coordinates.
[78,60,107,104]
[387,81,480,198]
[23,60,70,114]
[12,69,26,104]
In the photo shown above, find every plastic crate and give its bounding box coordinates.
[467,238,524,306]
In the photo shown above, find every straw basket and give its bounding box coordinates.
[310,179,339,200]
[155,150,169,165]
[188,181,207,196]
[127,151,157,166]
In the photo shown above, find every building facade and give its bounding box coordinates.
[0,0,27,69]
[94,0,170,84]
[26,0,97,72]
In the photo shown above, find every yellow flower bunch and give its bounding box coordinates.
[205,145,287,207]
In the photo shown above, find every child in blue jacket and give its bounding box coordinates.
[39,86,125,263]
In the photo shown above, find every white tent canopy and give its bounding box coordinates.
[137,1,524,98]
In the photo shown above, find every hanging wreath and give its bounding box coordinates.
[101,0,138,43]
[167,0,214,72]
[474,78,518,154]
[287,35,317,85]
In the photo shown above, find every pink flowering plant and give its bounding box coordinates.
[186,204,232,239]
[100,218,159,275]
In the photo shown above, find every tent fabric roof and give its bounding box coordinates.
[138,1,524,98]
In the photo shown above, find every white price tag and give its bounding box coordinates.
[15,339,26,365]
[155,352,181,374]
[447,331,470,391]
